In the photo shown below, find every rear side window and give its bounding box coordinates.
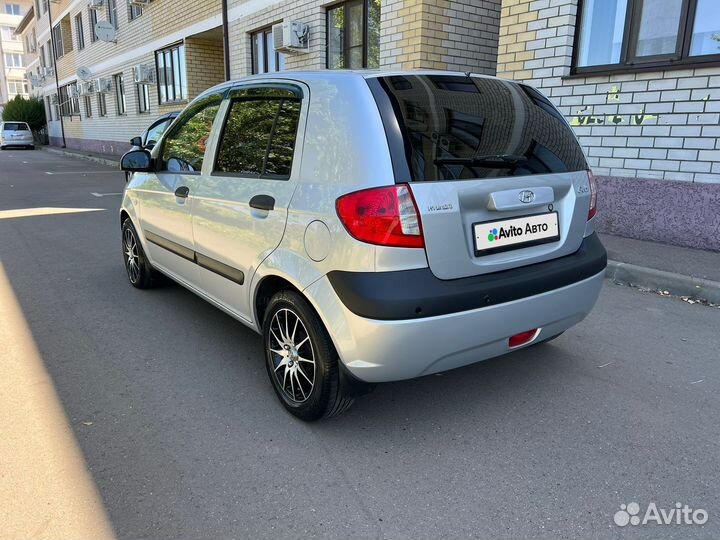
[368,75,588,182]
[214,87,301,179]
[3,122,29,131]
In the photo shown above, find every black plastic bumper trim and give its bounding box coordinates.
[327,233,607,320]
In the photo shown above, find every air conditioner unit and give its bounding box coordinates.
[95,77,112,93]
[133,63,155,84]
[272,21,309,52]
[129,0,150,6]
[88,0,105,10]
[79,80,97,95]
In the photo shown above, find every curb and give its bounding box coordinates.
[42,146,120,168]
[606,260,720,304]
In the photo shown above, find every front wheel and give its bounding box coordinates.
[263,290,353,421]
[121,218,158,289]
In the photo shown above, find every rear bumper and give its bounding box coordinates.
[307,234,606,383]
[1,138,33,146]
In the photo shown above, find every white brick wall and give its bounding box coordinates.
[498,0,720,183]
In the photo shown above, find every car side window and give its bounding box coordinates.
[161,98,222,173]
[214,87,301,179]
[145,119,171,148]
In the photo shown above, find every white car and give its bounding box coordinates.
[0,121,34,150]
[119,71,606,420]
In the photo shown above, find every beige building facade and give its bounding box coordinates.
[0,0,33,110]
[21,0,500,153]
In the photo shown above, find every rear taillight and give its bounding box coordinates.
[336,184,424,248]
[587,171,598,221]
[508,328,540,349]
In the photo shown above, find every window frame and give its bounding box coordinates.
[211,83,304,181]
[89,7,98,43]
[75,12,85,50]
[98,92,107,117]
[128,2,142,21]
[137,83,150,114]
[571,0,720,76]
[114,73,126,115]
[250,25,284,74]
[326,0,379,69]
[84,94,93,117]
[155,42,187,105]
[106,0,118,30]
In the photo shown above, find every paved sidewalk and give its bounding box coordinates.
[42,145,120,167]
[601,233,720,303]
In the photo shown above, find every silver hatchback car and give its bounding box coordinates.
[0,121,34,150]
[120,71,606,420]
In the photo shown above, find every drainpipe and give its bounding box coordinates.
[222,0,230,81]
[47,3,66,148]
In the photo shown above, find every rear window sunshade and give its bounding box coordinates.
[367,75,588,182]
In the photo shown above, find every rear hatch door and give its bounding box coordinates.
[368,74,593,280]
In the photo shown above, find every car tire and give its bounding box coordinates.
[121,218,159,289]
[263,290,353,421]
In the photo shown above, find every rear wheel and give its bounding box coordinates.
[121,218,158,289]
[263,290,353,421]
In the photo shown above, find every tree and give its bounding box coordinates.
[2,95,47,136]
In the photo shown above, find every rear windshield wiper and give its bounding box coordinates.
[434,154,528,166]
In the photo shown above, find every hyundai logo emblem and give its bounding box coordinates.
[519,190,535,204]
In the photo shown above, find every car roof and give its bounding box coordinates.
[198,69,513,99]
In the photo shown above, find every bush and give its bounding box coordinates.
[2,95,46,135]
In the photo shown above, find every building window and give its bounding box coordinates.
[4,53,23,67]
[137,83,150,113]
[7,80,28,95]
[4,3,21,15]
[1,25,19,40]
[51,23,63,59]
[128,2,142,21]
[58,83,80,117]
[114,73,126,115]
[98,92,107,117]
[327,0,380,69]
[106,0,118,29]
[89,7,98,42]
[575,0,720,73]
[75,13,85,50]
[155,43,187,104]
[251,27,285,74]
[45,96,54,120]
[84,95,93,117]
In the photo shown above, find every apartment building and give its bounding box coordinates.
[498,0,720,250]
[26,0,500,153]
[0,0,33,111]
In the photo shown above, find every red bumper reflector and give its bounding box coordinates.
[509,329,539,348]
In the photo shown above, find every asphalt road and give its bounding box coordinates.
[1,149,718,540]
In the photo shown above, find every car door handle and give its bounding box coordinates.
[249,194,275,211]
[175,186,190,198]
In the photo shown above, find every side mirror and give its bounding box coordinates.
[129,136,143,147]
[121,149,153,172]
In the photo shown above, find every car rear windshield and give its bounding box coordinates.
[2,123,29,131]
[368,75,588,182]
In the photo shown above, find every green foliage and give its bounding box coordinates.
[2,95,46,133]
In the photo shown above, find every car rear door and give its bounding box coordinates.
[137,92,224,278]
[368,74,593,280]
[190,83,306,321]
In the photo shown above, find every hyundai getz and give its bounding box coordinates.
[120,71,607,421]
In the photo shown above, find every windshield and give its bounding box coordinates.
[369,75,588,182]
[2,123,29,131]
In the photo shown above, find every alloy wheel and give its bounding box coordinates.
[123,228,140,284]
[268,308,316,403]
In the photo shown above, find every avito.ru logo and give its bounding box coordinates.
[614,502,708,527]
